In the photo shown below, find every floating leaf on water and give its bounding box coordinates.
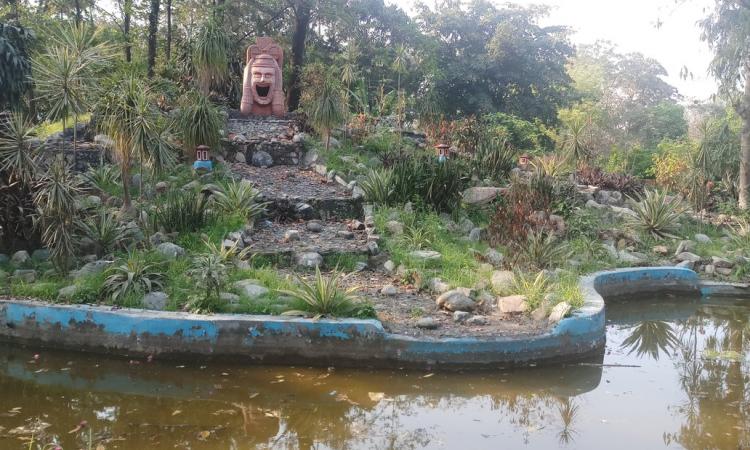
[197,430,211,440]
[368,392,385,402]
[248,393,259,399]
[9,421,51,436]
[212,409,238,416]
[422,373,434,378]
[172,410,182,416]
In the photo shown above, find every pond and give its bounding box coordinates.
[0,295,748,449]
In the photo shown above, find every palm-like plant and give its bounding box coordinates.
[186,253,227,313]
[303,67,348,150]
[0,112,37,183]
[203,238,253,264]
[83,164,121,192]
[175,91,222,159]
[279,267,359,317]
[359,169,393,205]
[627,189,685,239]
[103,253,165,304]
[621,320,680,360]
[559,115,591,169]
[517,231,570,270]
[193,17,229,95]
[33,157,84,273]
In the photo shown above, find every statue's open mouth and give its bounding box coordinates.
[255,85,270,97]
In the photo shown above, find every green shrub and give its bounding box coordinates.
[360,169,393,205]
[279,267,369,317]
[103,253,165,304]
[472,135,515,182]
[186,253,227,313]
[213,179,266,223]
[78,210,133,257]
[175,91,222,158]
[10,281,63,300]
[516,231,570,270]
[511,271,550,310]
[154,189,216,233]
[390,156,468,213]
[83,164,121,193]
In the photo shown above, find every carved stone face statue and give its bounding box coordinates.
[240,37,286,117]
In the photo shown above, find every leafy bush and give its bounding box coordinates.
[515,231,570,270]
[511,271,550,310]
[576,166,644,196]
[11,281,63,301]
[390,156,468,213]
[213,179,266,223]
[176,91,222,158]
[78,210,132,257]
[279,267,368,317]
[83,164,121,193]
[186,253,227,313]
[154,189,216,233]
[472,135,515,182]
[103,253,165,303]
[627,189,685,239]
[360,169,393,205]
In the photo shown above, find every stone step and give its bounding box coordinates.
[232,164,363,220]
[223,116,304,167]
[247,219,377,267]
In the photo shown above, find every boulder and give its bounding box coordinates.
[85,195,102,207]
[131,173,142,188]
[328,137,341,148]
[13,269,36,283]
[704,264,716,275]
[676,252,702,263]
[302,149,319,166]
[484,248,504,267]
[31,249,50,262]
[314,164,328,176]
[458,218,475,234]
[380,284,399,296]
[462,186,504,205]
[676,260,695,270]
[234,152,247,163]
[306,221,323,232]
[436,289,476,312]
[585,199,607,210]
[383,260,396,273]
[142,291,169,310]
[293,132,309,143]
[716,267,733,276]
[428,277,451,294]
[386,220,404,235]
[220,292,240,304]
[548,301,571,325]
[491,270,515,294]
[498,295,528,314]
[233,280,270,299]
[11,250,30,265]
[252,150,274,167]
[57,285,79,301]
[156,242,185,260]
[694,233,712,244]
[466,315,488,325]
[295,252,323,269]
[468,227,482,242]
[453,311,471,322]
[284,230,301,242]
[149,232,169,246]
[352,186,365,198]
[409,250,441,261]
[155,181,169,194]
[416,317,439,329]
[337,230,354,239]
[711,256,733,268]
[71,260,112,279]
[367,241,380,255]
[675,240,696,255]
[652,245,670,256]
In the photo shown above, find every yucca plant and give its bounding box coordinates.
[83,164,121,192]
[33,157,84,273]
[359,169,393,205]
[203,238,253,263]
[626,189,685,239]
[511,271,550,310]
[398,223,434,250]
[279,267,359,317]
[186,252,227,313]
[0,111,37,183]
[154,189,215,233]
[103,253,165,304]
[176,91,222,159]
[473,135,515,182]
[78,210,132,257]
[516,231,570,270]
[302,65,348,150]
[193,17,229,95]
[212,179,266,223]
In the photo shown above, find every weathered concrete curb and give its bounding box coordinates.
[0,267,707,369]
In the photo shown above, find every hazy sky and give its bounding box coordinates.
[392,0,717,100]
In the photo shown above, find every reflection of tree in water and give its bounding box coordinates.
[620,320,680,360]
[665,306,750,450]
[556,397,579,445]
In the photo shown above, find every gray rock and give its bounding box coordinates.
[485,248,504,267]
[57,285,78,301]
[234,152,247,163]
[85,195,102,207]
[676,260,695,270]
[531,305,548,321]
[142,291,169,310]
[11,250,30,265]
[149,232,169,246]
[252,150,274,167]
[409,250,441,261]
[548,302,571,325]
[93,134,114,147]
[350,220,365,230]
[354,261,368,272]
[704,264,716,275]
[13,269,36,283]
[156,242,185,260]
[694,233,712,244]
[491,270,515,294]
[383,260,396,273]
[293,132,309,143]
[428,277,451,294]
[352,186,365,198]
[675,240,696,255]
[459,218,475,234]
[295,203,314,219]
[71,260,112,279]
[155,181,169,193]
[31,249,50,262]
[453,311,471,323]
[380,284,399,296]
[182,180,200,191]
[416,317,439,329]
[131,173,142,188]
[386,220,404,235]
[284,230,301,242]
[314,164,328,176]
[220,292,241,304]
[367,241,380,256]
[0,253,8,264]
[585,199,606,210]
[498,295,528,314]
[652,245,670,256]
[302,149,319,166]
[676,252,702,263]
[711,256,733,268]
[468,227,482,242]
[466,315,488,325]
[233,280,270,299]
[462,186,504,205]
[306,221,323,232]
[337,230,355,239]
[296,252,323,269]
[716,267,733,276]
[328,137,341,148]
[439,291,476,312]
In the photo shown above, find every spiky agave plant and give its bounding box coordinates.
[516,231,570,270]
[279,267,359,317]
[302,66,348,150]
[186,252,227,313]
[626,189,685,239]
[0,111,37,183]
[176,91,222,159]
[78,210,133,257]
[359,169,393,205]
[212,179,266,223]
[103,253,165,304]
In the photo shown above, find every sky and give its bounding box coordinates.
[392,0,718,101]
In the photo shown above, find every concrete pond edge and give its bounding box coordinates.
[0,267,738,369]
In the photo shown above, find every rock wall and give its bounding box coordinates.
[224,117,306,167]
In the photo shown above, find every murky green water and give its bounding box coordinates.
[1,296,749,449]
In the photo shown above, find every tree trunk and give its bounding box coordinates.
[74,0,82,24]
[287,1,311,112]
[121,161,132,209]
[165,0,172,61]
[739,64,750,209]
[123,0,132,63]
[147,0,160,77]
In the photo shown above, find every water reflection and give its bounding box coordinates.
[0,296,749,449]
